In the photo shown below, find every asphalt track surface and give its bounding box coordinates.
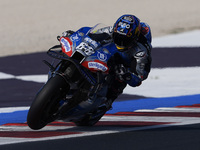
[0,47,200,150]
[1,123,200,150]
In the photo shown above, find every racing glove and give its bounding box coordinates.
[115,64,142,87]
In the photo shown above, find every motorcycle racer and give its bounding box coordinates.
[89,14,152,109]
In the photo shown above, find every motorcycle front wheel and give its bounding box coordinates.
[27,75,69,130]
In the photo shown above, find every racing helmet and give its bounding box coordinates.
[112,14,141,51]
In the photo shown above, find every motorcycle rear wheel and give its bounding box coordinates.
[27,75,69,130]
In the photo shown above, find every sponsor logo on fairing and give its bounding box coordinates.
[88,62,108,72]
[70,34,81,41]
[60,38,71,52]
[84,37,99,48]
[97,52,107,61]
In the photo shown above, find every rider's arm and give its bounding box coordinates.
[133,43,152,81]
[123,43,152,87]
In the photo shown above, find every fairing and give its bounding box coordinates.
[60,24,118,73]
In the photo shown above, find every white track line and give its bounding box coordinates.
[135,107,200,113]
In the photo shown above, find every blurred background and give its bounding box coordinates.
[0,3,200,147]
[0,0,200,56]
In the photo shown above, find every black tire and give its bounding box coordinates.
[27,75,69,130]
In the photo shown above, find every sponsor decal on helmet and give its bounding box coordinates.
[134,26,140,36]
[118,22,131,29]
[122,16,135,23]
[116,23,128,35]
[141,26,150,35]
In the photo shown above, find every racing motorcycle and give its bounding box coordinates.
[27,24,122,130]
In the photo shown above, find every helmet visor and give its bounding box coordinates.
[113,32,135,49]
